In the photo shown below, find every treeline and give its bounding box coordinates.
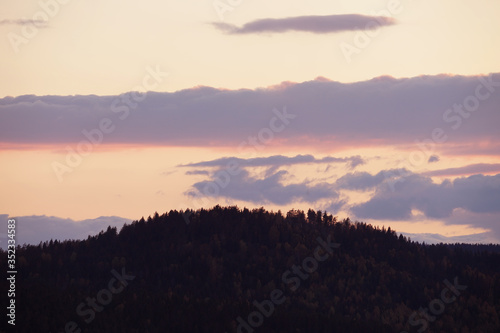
[1,206,499,332]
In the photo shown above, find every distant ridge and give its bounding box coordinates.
[400,231,499,245]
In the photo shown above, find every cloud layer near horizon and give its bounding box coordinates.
[182,154,500,238]
[212,14,396,35]
[350,173,500,220]
[1,73,499,155]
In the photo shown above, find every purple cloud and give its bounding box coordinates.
[1,73,499,156]
[350,173,500,220]
[422,163,500,177]
[428,155,440,163]
[212,14,396,35]
[180,154,364,169]
[335,169,407,191]
[185,170,210,176]
[187,168,338,206]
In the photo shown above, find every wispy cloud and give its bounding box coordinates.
[212,14,396,35]
[428,155,440,163]
[0,19,48,27]
[422,163,500,177]
[185,170,210,176]
[180,154,365,169]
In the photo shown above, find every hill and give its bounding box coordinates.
[1,206,499,332]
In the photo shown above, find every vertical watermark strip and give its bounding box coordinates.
[6,219,17,326]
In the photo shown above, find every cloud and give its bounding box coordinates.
[324,199,348,214]
[350,172,500,220]
[161,170,178,177]
[422,163,500,177]
[335,169,406,191]
[0,19,48,27]
[182,162,500,237]
[187,168,338,206]
[428,155,440,163]
[0,215,132,249]
[438,142,500,156]
[1,73,499,155]
[212,14,396,35]
[181,154,364,169]
[440,209,500,241]
[183,154,359,208]
[186,170,210,176]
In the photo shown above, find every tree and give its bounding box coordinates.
[307,209,316,223]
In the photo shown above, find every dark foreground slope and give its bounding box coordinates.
[1,206,499,332]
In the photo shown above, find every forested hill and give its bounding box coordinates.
[2,206,499,332]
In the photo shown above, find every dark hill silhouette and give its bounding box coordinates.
[1,206,499,332]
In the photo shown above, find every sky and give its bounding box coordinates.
[1,0,500,247]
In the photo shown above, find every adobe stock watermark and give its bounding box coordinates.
[400,276,467,333]
[52,267,135,333]
[234,235,339,333]
[179,106,296,224]
[385,73,500,191]
[212,0,244,21]
[340,0,408,64]
[7,0,72,54]
[51,65,168,183]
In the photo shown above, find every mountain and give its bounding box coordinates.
[400,231,500,245]
[3,215,498,251]
[0,215,132,250]
[1,206,499,332]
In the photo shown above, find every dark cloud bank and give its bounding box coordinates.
[1,73,499,154]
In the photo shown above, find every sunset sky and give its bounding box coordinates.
[1,0,500,246]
